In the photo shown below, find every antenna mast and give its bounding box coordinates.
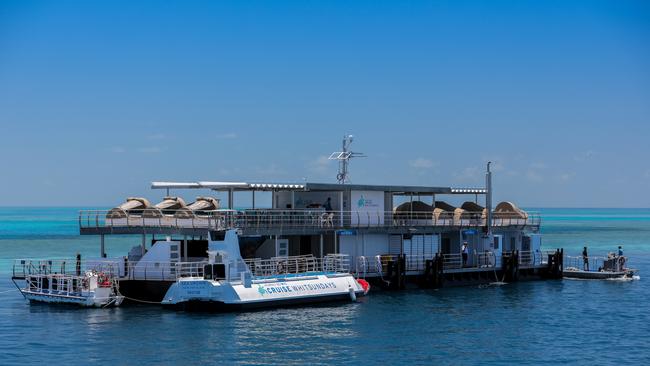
[328,135,365,184]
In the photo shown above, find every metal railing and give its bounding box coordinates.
[173,254,351,282]
[343,249,558,277]
[564,255,627,272]
[244,254,350,277]
[442,252,498,270]
[79,208,541,232]
[13,258,121,278]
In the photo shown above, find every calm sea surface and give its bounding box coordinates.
[1,208,649,365]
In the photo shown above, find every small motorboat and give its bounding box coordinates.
[563,254,638,280]
[16,269,124,307]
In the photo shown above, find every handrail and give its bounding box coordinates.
[79,208,541,232]
[12,258,121,278]
[564,254,628,272]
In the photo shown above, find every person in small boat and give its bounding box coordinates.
[582,247,589,271]
[462,242,469,267]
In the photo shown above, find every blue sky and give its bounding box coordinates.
[1,0,649,207]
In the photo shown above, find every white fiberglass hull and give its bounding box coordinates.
[21,288,124,307]
[563,268,638,280]
[161,273,366,310]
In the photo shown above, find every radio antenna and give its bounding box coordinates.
[328,135,365,184]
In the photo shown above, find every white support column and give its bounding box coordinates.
[228,189,234,210]
[486,162,493,236]
[274,235,279,257]
[339,191,344,227]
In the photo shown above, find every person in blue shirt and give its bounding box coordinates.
[618,246,623,257]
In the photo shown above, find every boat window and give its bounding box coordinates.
[210,231,226,241]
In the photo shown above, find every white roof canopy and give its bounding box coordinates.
[151,181,305,191]
[151,181,485,194]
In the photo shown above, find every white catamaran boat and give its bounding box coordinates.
[563,253,638,280]
[13,259,124,307]
[162,230,370,310]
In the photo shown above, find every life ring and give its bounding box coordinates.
[356,279,370,295]
[98,272,111,287]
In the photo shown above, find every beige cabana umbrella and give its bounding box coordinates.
[106,197,153,218]
[394,201,433,220]
[433,201,460,221]
[155,196,187,215]
[174,197,220,218]
[460,201,487,219]
[494,201,528,219]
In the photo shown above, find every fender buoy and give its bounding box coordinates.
[356,279,370,295]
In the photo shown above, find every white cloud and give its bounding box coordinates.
[574,150,595,162]
[308,155,331,175]
[454,166,480,181]
[255,163,286,177]
[505,170,519,177]
[409,158,437,169]
[138,147,162,153]
[216,132,238,139]
[526,169,543,182]
[558,172,575,182]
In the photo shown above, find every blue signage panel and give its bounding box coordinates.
[337,229,357,236]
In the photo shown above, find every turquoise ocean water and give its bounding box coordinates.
[1,208,649,365]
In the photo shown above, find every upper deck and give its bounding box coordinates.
[79,208,540,236]
[80,179,539,236]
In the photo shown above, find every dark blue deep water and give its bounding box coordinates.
[1,208,649,365]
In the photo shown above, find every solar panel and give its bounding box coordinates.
[328,152,352,160]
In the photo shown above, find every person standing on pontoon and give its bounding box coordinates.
[618,246,623,257]
[582,246,589,271]
[462,242,469,267]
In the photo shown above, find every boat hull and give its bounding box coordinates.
[21,289,124,307]
[563,270,636,280]
[117,279,175,303]
[168,293,360,312]
[162,273,366,311]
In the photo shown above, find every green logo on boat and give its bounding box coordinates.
[357,195,366,208]
[257,285,266,296]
